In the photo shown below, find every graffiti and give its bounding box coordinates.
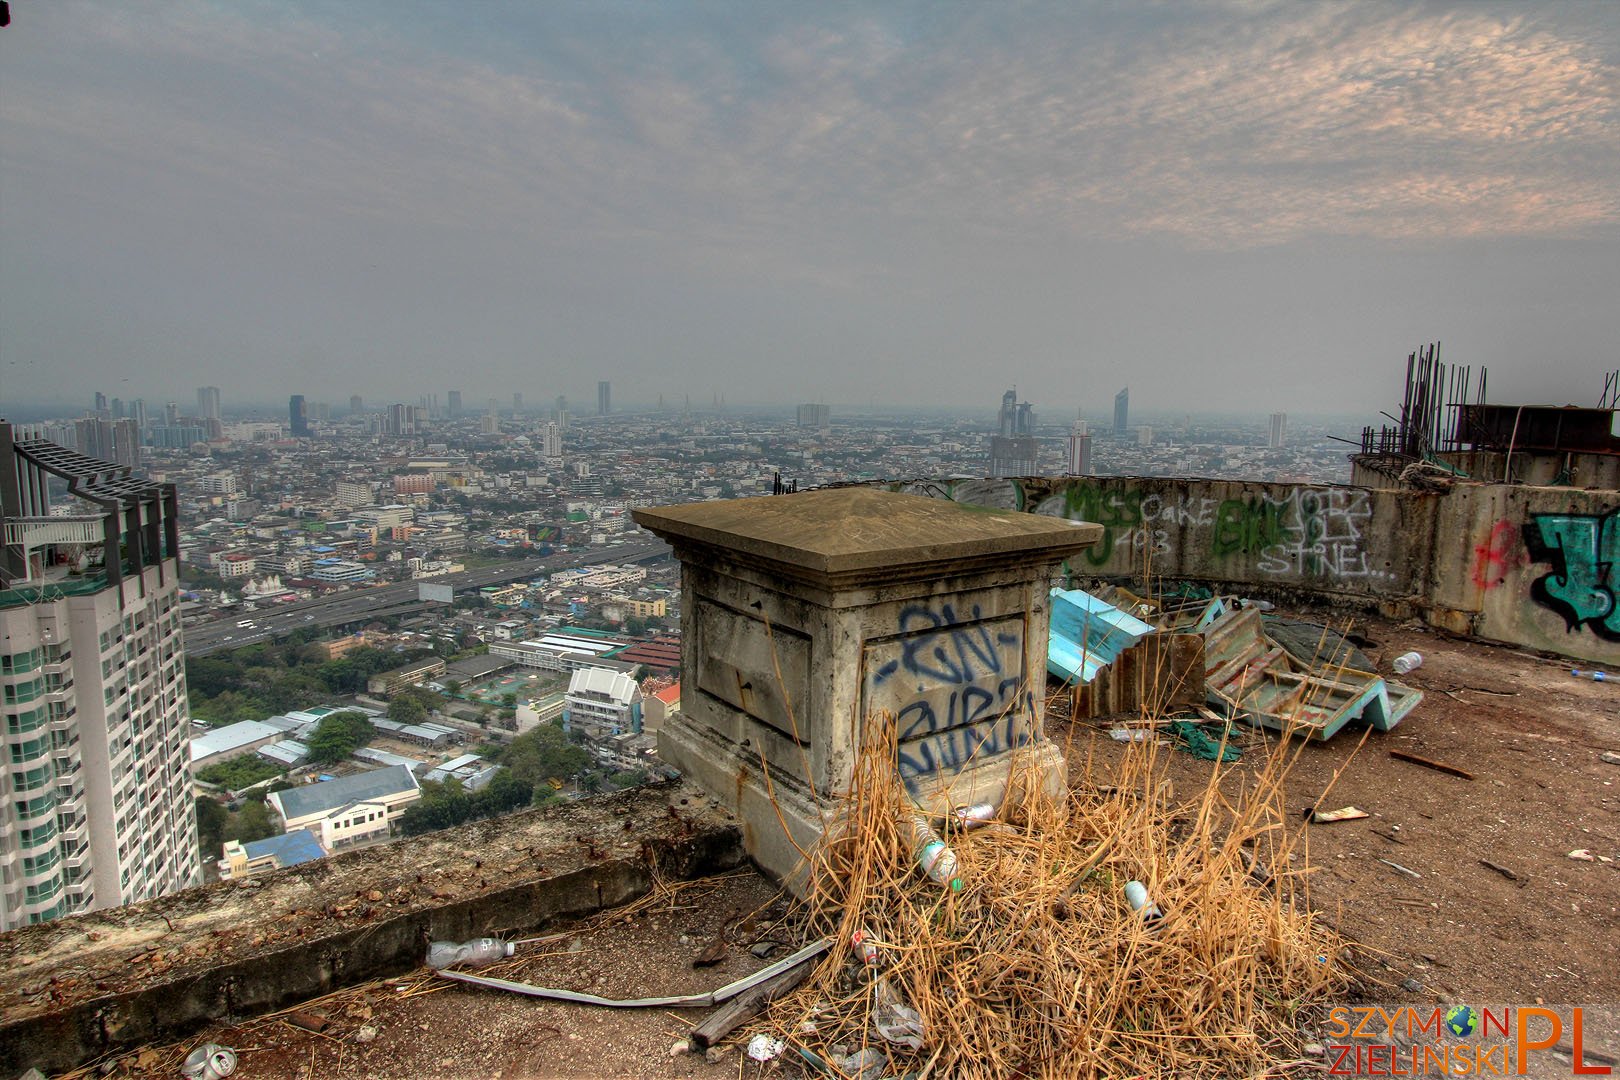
[867,602,1033,782]
[1525,511,1620,640]
[1212,499,1284,557]
[1470,519,1522,591]
[909,477,1387,584]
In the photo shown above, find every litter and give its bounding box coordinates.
[746,1034,785,1062]
[1568,850,1596,862]
[433,937,831,1008]
[1306,806,1370,824]
[1110,727,1155,743]
[1168,720,1240,761]
[425,938,513,970]
[1392,652,1423,675]
[180,1044,238,1080]
[871,974,926,1050]
[1572,669,1610,682]
[1602,752,1620,766]
[1379,859,1423,881]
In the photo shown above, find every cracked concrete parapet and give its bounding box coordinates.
[0,780,743,1076]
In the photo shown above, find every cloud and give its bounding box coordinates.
[2,2,1616,260]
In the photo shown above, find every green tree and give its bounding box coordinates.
[387,695,428,725]
[306,711,377,764]
[499,721,590,788]
[225,799,275,844]
[443,679,463,698]
[196,796,228,856]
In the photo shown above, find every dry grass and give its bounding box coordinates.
[768,712,1347,1079]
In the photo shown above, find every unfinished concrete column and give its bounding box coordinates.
[633,488,1101,891]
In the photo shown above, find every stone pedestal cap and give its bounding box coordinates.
[631,487,1102,588]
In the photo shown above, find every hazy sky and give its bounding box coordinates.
[3,2,1617,417]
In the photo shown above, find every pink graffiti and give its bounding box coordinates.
[1471,519,1524,591]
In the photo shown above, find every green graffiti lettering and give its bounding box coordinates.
[1525,511,1620,640]
[1211,498,1284,558]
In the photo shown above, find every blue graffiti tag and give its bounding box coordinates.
[1525,511,1620,640]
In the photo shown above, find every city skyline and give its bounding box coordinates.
[3,4,1618,412]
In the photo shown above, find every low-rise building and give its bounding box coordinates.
[365,657,447,696]
[218,829,326,880]
[191,720,285,771]
[563,667,643,738]
[267,766,421,836]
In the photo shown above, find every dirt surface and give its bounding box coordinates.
[113,871,794,1080]
[74,615,1620,1079]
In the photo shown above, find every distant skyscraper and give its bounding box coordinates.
[1113,388,1129,437]
[1136,426,1153,447]
[164,402,180,427]
[385,403,413,436]
[196,386,221,421]
[110,398,124,419]
[447,390,462,417]
[1066,416,1092,476]
[93,392,108,415]
[541,421,563,459]
[555,395,569,432]
[349,395,364,414]
[598,381,612,416]
[289,395,310,437]
[1268,412,1287,449]
[512,392,523,415]
[796,404,831,432]
[131,399,147,435]
[0,422,200,929]
[73,418,141,468]
[990,388,1037,477]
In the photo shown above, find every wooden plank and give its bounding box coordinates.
[688,958,817,1050]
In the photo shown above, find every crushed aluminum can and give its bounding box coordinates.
[181,1044,238,1080]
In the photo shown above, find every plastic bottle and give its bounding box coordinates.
[1572,669,1609,682]
[849,928,880,966]
[1391,651,1423,675]
[426,937,514,970]
[904,814,962,891]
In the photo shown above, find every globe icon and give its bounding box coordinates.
[1444,1005,1478,1038]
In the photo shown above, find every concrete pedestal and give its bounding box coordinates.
[632,487,1101,891]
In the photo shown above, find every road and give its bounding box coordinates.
[184,542,670,657]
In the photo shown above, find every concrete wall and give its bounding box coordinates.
[886,476,1620,667]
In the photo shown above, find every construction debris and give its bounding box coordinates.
[1049,587,1423,741]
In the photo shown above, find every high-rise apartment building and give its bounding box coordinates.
[541,422,563,460]
[1268,412,1287,449]
[598,381,611,417]
[555,396,569,432]
[289,395,310,437]
[93,393,109,416]
[990,389,1037,477]
[1113,388,1130,438]
[512,393,524,415]
[384,403,414,437]
[1066,416,1092,476]
[447,391,462,418]
[195,387,221,422]
[796,404,831,432]
[349,395,364,415]
[72,418,141,469]
[0,423,199,930]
